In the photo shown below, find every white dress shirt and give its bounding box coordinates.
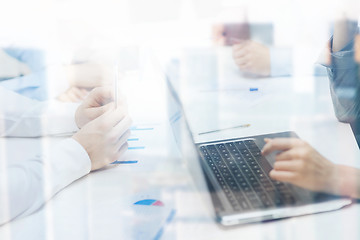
[0,86,91,225]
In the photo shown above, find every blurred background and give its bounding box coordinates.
[0,0,358,99]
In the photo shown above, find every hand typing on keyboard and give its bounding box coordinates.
[200,140,297,210]
[261,138,360,199]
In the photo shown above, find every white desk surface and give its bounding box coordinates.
[1,48,360,240]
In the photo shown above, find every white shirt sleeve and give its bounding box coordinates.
[0,86,79,137]
[0,138,91,225]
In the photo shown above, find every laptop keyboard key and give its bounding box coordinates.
[245,140,258,149]
[234,141,247,150]
[199,141,298,211]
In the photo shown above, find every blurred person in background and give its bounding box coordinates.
[324,17,360,145]
[0,48,112,102]
[213,23,292,77]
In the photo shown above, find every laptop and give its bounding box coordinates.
[165,64,352,226]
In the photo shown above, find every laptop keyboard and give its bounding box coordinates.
[199,140,297,212]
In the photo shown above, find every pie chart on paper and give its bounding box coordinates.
[134,199,164,207]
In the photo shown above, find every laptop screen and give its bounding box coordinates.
[166,73,218,219]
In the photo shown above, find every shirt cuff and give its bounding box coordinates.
[269,47,293,77]
[44,138,91,197]
[42,100,80,135]
[325,37,357,70]
[5,100,80,137]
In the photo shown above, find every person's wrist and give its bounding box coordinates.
[333,164,360,198]
[75,106,85,129]
[326,163,342,195]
